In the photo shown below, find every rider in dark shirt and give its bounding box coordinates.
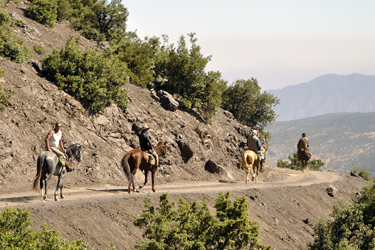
[139,124,158,166]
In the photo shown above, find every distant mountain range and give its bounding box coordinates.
[266,112,375,175]
[268,74,375,121]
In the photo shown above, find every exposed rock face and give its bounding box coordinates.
[0,1,268,193]
[157,90,179,111]
[205,160,226,175]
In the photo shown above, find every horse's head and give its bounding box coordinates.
[155,140,168,157]
[67,143,83,162]
[261,147,268,160]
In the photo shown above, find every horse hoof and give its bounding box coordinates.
[60,195,65,199]
[54,196,58,201]
[139,185,143,189]
[43,195,47,201]
[152,189,156,192]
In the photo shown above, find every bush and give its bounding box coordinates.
[277,153,324,171]
[42,37,129,111]
[0,82,15,111]
[28,0,58,28]
[108,36,159,88]
[156,33,227,123]
[222,78,280,131]
[134,192,271,250]
[33,43,45,55]
[308,183,375,249]
[0,205,88,249]
[351,167,371,181]
[0,6,33,63]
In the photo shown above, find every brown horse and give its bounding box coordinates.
[121,141,167,193]
[242,147,267,183]
[298,148,311,172]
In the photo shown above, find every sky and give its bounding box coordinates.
[122,1,375,90]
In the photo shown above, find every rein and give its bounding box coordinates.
[66,146,79,167]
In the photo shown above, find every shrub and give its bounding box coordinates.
[0,82,15,111]
[351,167,371,181]
[0,6,33,63]
[308,183,375,249]
[277,153,324,171]
[0,205,88,249]
[156,33,227,122]
[28,0,58,28]
[222,78,280,131]
[33,43,45,55]
[42,37,129,111]
[134,192,271,250]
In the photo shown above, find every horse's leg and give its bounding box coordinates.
[151,168,156,192]
[140,170,149,189]
[245,168,250,183]
[58,174,65,200]
[39,174,44,201]
[43,172,53,200]
[54,176,61,201]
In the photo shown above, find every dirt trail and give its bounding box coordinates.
[0,168,344,208]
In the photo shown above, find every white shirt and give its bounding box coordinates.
[49,129,62,148]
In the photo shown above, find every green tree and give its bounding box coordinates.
[28,0,58,28]
[134,192,271,250]
[0,205,88,249]
[222,78,280,130]
[277,153,324,171]
[308,183,375,249]
[157,33,227,122]
[108,35,159,88]
[69,0,128,41]
[42,37,129,111]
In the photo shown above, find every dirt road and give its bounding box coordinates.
[0,168,343,208]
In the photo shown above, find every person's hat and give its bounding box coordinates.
[142,124,150,130]
[253,130,258,135]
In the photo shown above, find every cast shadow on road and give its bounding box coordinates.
[0,196,39,204]
[86,188,140,194]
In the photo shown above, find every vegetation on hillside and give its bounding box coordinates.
[277,153,324,171]
[22,0,280,126]
[351,167,372,181]
[0,2,33,63]
[268,113,375,173]
[308,183,375,249]
[222,78,280,130]
[0,205,88,249]
[42,37,128,111]
[134,192,271,250]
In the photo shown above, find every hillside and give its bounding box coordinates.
[268,73,375,121]
[267,112,375,174]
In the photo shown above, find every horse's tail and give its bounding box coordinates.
[121,152,132,183]
[33,155,44,191]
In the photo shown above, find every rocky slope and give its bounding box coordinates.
[0,1,264,195]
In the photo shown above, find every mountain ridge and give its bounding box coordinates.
[268,73,375,121]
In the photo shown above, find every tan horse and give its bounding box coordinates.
[242,147,267,183]
[121,141,167,193]
[298,148,311,173]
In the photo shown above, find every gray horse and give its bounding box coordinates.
[33,143,82,201]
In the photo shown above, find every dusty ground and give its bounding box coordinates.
[0,2,371,250]
[0,164,369,250]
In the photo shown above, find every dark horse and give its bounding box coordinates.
[33,143,82,201]
[121,141,167,193]
[298,148,311,173]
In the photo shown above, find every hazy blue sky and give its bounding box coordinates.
[123,1,375,90]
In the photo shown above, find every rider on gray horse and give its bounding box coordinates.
[45,122,73,172]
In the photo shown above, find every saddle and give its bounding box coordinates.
[249,149,262,162]
[298,148,312,159]
[146,153,156,165]
[58,156,74,172]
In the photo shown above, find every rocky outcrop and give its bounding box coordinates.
[157,90,179,111]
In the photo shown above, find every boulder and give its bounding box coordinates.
[177,139,194,162]
[205,160,226,175]
[326,185,338,197]
[28,60,43,73]
[157,90,179,111]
